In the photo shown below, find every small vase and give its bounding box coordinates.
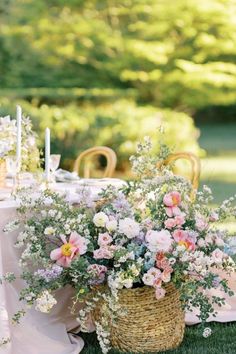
[0,161,7,188]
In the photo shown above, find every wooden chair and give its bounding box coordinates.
[158,152,201,190]
[73,146,117,178]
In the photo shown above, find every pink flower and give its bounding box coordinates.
[146,229,173,252]
[93,246,115,259]
[87,264,107,284]
[195,216,208,231]
[209,211,219,222]
[50,232,89,268]
[142,267,162,286]
[173,229,188,243]
[156,258,170,270]
[161,269,171,283]
[98,233,113,247]
[211,248,224,264]
[164,218,176,229]
[163,192,182,218]
[174,214,185,227]
[163,192,181,207]
[155,286,166,300]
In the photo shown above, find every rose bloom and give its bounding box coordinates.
[118,218,140,239]
[156,257,170,270]
[164,218,176,229]
[93,212,109,227]
[106,219,118,232]
[146,229,173,252]
[93,246,115,259]
[142,273,155,286]
[161,269,171,283]
[98,232,113,247]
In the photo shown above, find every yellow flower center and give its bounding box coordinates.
[172,195,179,206]
[61,243,73,257]
[178,240,188,249]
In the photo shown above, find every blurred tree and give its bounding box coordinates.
[1,0,236,111]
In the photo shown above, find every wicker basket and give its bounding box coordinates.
[93,283,185,353]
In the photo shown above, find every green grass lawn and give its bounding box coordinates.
[81,322,236,354]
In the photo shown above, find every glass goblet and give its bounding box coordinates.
[5,156,18,190]
[50,154,61,182]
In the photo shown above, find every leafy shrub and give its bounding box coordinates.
[0,98,201,172]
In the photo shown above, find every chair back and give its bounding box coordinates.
[158,152,200,190]
[73,146,117,178]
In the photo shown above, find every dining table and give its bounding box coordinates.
[1,178,236,354]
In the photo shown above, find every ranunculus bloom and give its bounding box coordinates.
[156,258,170,270]
[146,229,173,252]
[93,212,109,227]
[106,219,118,232]
[98,232,113,247]
[50,232,89,267]
[164,218,176,229]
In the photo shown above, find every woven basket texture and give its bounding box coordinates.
[93,283,185,353]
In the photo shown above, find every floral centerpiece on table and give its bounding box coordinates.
[3,137,236,353]
[0,115,40,171]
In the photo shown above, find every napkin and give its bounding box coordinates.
[55,169,80,182]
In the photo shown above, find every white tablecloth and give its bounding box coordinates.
[1,180,236,354]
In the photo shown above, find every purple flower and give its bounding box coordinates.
[35,265,63,282]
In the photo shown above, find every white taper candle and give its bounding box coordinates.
[45,128,51,182]
[16,105,22,172]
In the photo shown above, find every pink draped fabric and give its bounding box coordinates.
[0,202,94,354]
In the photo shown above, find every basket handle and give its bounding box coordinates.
[158,152,201,191]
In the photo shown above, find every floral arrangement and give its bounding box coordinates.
[0,115,40,171]
[4,137,236,353]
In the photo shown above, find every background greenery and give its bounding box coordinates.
[1,0,236,173]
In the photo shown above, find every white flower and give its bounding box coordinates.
[44,227,56,236]
[146,229,172,252]
[106,220,118,232]
[93,212,109,227]
[48,209,57,218]
[142,273,155,286]
[17,232,27,243]
[197,238,205,247]
[118,218,140,239]
[35,290,57,313]
[122,278,133,288]
[211,248,224,264]
[203,327,212,338]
